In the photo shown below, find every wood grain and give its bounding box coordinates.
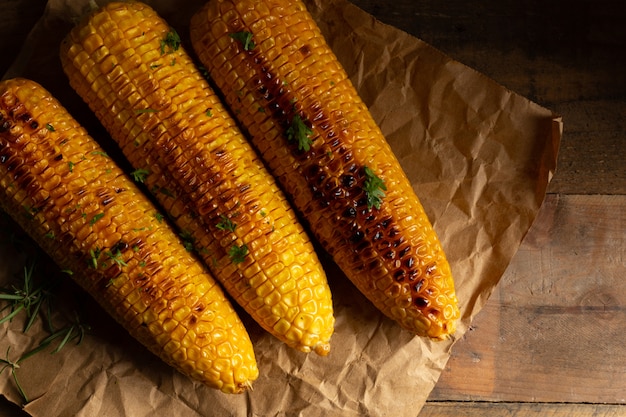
[419,402,626,417]
[431,195,626,404]
[429,194,626,403]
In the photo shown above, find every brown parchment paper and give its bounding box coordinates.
[1,0,562,416]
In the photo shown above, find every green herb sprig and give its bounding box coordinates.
[131,168,150,183]
[228,244,248,264]
[286,114,313,152]
[363,166,387,210]
[160,29,181,55]
[0,262,91,404]
[229,31,255,51]
[216,215,237,233]
[0,262,50,332]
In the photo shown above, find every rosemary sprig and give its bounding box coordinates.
[0,261,91,404]
[0,347,29,403]
[0,262,52,332]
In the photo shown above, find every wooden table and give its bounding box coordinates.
[1,0,625,416]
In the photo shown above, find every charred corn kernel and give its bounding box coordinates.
[0,78,257,393]
[59,1,334,354]
[190,0,460,339]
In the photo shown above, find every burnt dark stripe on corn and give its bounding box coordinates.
[231,28,446,330]
[190,0,460,339]
[0,78,258,393]
[60,1,335,355]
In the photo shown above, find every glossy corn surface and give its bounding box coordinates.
[60,2,334,354]
[190,0,460,339]
[0,78,258,393]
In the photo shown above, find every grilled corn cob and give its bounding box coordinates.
[59,1,334,354]
[189,0,460,339]
[0,78,258,393]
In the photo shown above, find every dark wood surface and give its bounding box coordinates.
[2,0,625,416]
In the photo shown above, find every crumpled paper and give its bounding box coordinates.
[0,0,561,416]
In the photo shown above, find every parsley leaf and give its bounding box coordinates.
[363,166,387,210]
[88,247,102,269]
[105,250,127,267]
[89,213,105,226]
[179,230,195,252]
[228,244,248,264]
[216,215,237,233]
[229,31,255,51]
[160,29,181,55]
[285,114,313,152]
[131,168,150,183]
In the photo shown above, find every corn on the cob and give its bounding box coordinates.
[0,77,258,393]
[189,0,460,339]
[59,1,334,354]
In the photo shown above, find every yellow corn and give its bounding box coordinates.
[189,0,460,339]
[59,1,334,354]
[0,77,258,393]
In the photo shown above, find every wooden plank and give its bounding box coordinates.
[419,402,626,417]
[547,100,626,195]
[429,194,626,403]
[350,0,626,101]
[351,0,626,195]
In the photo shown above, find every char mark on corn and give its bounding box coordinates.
[190,0,460,339]
[0,77,258,393]
[59,1,335,355]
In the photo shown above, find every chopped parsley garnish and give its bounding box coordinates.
[89,213,105,226]
[88,247,102,269]
[154,212,164,223]
[286,114,313,152]
[229,31,255,51]
[67,161,74,173]
[45,123,55,132]
[131,168,150,183]
[105,250,127,267]
[179,230,195,252]
[91,151,109,158]
[160,29,181,55]
[198,65,211,81]
[206,108,213,117]
[216,215,237,233]
[228,244,248,264]
[363,166,387,210]
[159,187,174,198]
[151,185,175,198]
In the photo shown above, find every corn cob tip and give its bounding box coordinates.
[315,342,331,356]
